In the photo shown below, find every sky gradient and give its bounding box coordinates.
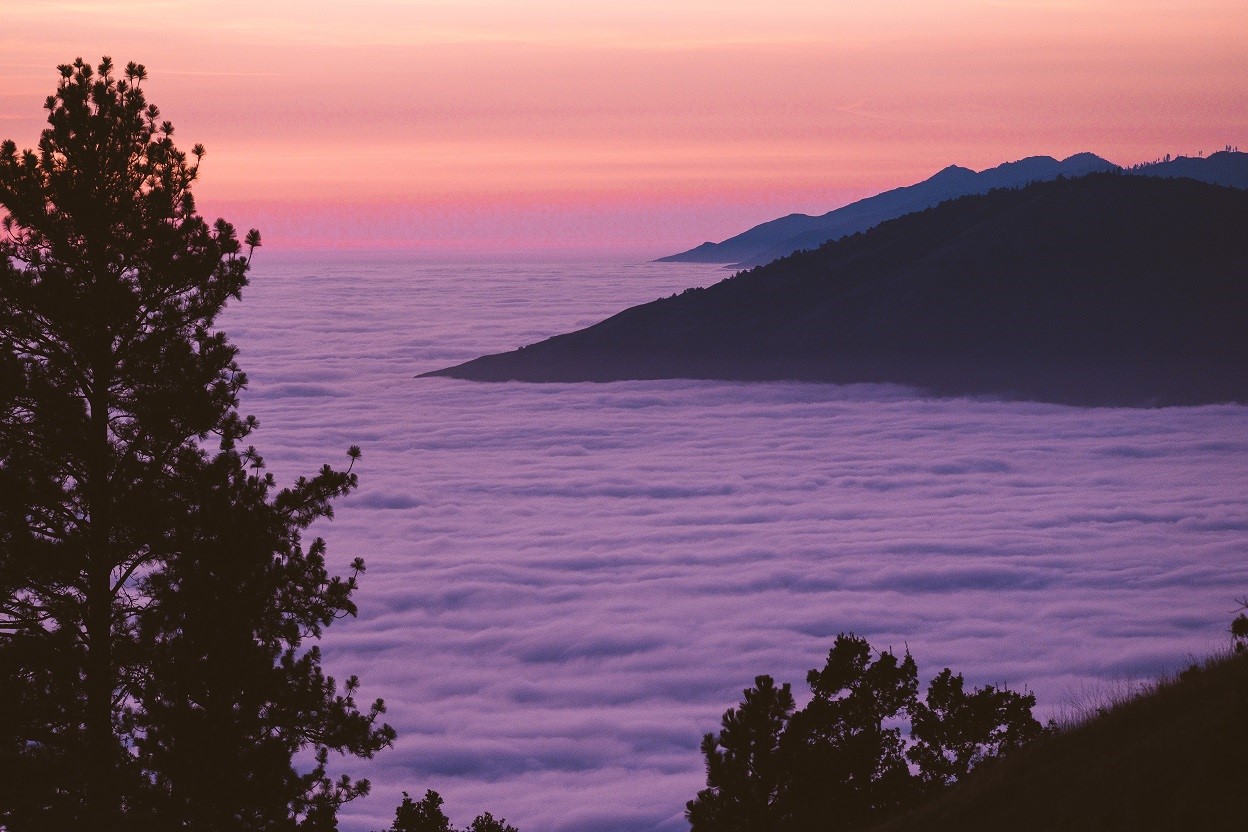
[3,1,1247,254]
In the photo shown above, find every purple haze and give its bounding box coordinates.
[220,252,1248,832]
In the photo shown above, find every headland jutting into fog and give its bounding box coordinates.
[425,165,1248,407]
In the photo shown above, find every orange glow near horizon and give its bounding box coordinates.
[3,1,1246,256]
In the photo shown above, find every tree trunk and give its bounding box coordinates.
[83,360,118,832]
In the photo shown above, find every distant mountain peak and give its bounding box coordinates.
[1062,151,1112,165]
[931,164,976,179]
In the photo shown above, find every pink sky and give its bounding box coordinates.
[3,0,1246,256]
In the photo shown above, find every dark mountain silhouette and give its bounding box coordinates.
[423,174,1248,407]
[660,151,1248,269]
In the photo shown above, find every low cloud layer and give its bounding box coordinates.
[223,254,1248,832]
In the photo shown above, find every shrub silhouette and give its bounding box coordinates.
[384,791,455,832]
[379,791,520,832]
[907,669,1043,792]
[1232,598,1248,653]
[688,634,1043,832]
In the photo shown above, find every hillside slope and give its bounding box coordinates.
[424,174,1248,407]
[873,651,1248,832]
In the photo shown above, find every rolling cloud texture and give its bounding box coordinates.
[222,254,1247,832]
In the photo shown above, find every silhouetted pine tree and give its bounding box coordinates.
[0,57,390,829]
[378,791,522,832]
[686,675,795,832]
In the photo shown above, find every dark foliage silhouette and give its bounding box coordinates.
[907,669,1043,792]
[0,57,391,830]
[379,791,519,832]
[1233,599,1248,653]
[686,675,795,832]
[383,791,454,832]
[133,445,394,830]
[783,637,919,830]
[465,812,520,832]
[687,635,1043,832]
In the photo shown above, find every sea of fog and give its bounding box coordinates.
[221,252,1247,832]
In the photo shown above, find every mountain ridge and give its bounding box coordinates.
[659,150,1248,269]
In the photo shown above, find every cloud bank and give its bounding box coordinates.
[223,253,1248,832]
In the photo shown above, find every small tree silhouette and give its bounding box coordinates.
[1232,598,1248,653]
[378,791,519,832]
[783,635,919,831]
[466,812,521,832]
[687,675,796,832]
[384,791,455,832]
